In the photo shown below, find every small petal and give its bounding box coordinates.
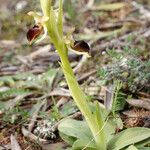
[71,40,91,57]
[64,27,75,46]
[28,11,49,24]
[27,24,44,43]
[41,16,49,22]
[28,11,42,23]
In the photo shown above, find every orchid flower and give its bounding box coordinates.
[27,11,49,44]
[27,6,90,57]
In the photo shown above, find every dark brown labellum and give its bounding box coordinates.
[72,40,90,53]
[27,24,43,43]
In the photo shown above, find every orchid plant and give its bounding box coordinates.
[27,0,150,150]
[27,0,106,149]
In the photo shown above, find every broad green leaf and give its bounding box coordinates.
[135,137,150,148]
[137,148,150,150]
[73,139,97,150]
[93,102,106,147]
[107,127,150,150]
[88,103,116,142]
[0,88,30,100]
[94,102,105,129]
[104,118,117,142]
[126,145,138,150]
[59,132,76,145]
[58,119,92,140]
[90,104,119,142]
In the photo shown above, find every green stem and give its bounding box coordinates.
[40,0,51,17]
[57,44,106,150]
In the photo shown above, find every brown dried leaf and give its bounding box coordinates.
[127,99,150,110]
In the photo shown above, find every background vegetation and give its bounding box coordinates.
[0,0,150,149]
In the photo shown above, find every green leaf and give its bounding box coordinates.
[89,103,117,142]
[0,88,30,100]
[104,118,118,142]
[135,137,150,148]
[58,119,99,149]
[60,101,78,117]
[126,145,138,150]
[58,119,92,140]
[94,102,105,129]
[59,132,76,145]
[112,81,126,115]
[107,127,150,150]
[137,148,150,150]
[93,102,106,146]
[73,139,97,150]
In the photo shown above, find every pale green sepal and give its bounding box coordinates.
[69,48,91,58]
